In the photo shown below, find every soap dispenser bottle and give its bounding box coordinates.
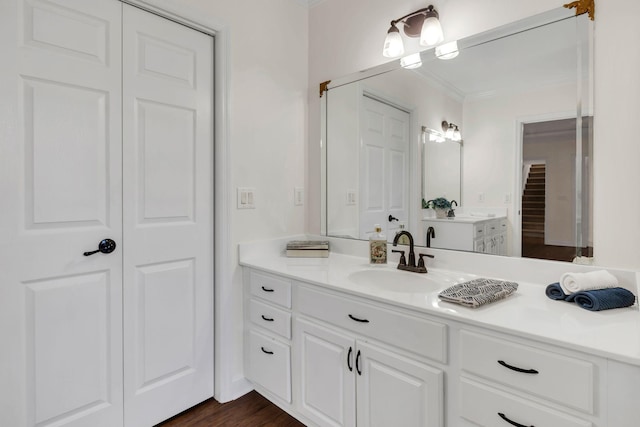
[369,224,387,264]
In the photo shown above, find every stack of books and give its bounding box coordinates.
[286,240,330,258]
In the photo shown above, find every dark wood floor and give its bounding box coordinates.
[156,391,305,427]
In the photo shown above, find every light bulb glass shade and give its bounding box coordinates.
[435,41,459,60]
[383,26,404,58]
[420,16,444,46]
[452,126,462,142]
[445,123,455,139]
[400,53,422,69]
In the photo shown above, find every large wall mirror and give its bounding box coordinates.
[322,8,593,262]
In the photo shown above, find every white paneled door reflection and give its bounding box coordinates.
[0,1,213,426]
[359,95,410,241]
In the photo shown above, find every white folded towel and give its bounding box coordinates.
[560,270,619,294]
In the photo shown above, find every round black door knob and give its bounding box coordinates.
[84,239,117,256]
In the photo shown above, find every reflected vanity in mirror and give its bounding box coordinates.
[322,8,594,262]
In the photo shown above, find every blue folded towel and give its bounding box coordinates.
[545,282,636,311]
[568,288,636,311]
[545,282,568,300]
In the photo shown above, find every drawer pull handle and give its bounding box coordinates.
[261,315,274,322]
[498,360,539,374]
[348,314,370,323]
[347,346,353,372]
[261,286,274,292]
[498,412,534,427]
[261,347,274,355]
[355,350,362,375]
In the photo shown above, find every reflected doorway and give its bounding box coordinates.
[520,117,593,262]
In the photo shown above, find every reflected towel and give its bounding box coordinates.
[545,282,568,300]
[439,278,518,308]
[565,288,636,311]
[560,270,618,294]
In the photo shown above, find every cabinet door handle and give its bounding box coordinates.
[355,350,362,375]
[261,286,274,292]
[348,314,369,323]
[498,412,533,427]
[347,346,353,372]
[261,315,274,322]
[498,360,539,374]
[261,346,274,355]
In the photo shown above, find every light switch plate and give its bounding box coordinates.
[346,190,356,205]
[237,187,255,209]
[294,187,304,206]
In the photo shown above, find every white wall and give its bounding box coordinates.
[309,0,640,270]
[326,84,359,238]
[143,0,309,401]
[463,82,578,254]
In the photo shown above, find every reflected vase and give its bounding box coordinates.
[435,208,449,219]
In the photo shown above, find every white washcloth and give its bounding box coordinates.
[560,270,619,294]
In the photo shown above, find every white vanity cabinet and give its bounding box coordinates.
[243,269,293,405]
[423,217,507,255]
[294,285,445,427]
[242,263,640,427]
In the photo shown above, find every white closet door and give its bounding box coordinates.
[0,1,123,426]
[122,5,214,426]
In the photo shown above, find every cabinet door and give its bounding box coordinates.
[356,341,443,427]
[296,318,356,427]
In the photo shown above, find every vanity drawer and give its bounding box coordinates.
[486,220,499,235]
[460,330,594,413]
[460,378,592,427]
[247,330,291,403]
[249,298,291,339]
[249,270,292,308]
[297,285,446,363]
[474,223,485,238]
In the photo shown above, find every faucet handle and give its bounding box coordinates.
[391,249,406,266]
[417,253,434,268]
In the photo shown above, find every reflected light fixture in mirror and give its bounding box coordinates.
[401,53,423,69]
[422,126,446,143]
[435,40,459,60]
[383,5,444,58]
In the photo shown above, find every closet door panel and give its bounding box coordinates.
[122,5,214,427]
[0,1,123,426]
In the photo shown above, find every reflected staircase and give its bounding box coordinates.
[522,164,546,244]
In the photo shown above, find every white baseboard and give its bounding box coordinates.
[215,377,253,403]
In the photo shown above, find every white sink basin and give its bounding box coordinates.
[347,269,441,293]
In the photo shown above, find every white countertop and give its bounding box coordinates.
[240,250,640,367]
[422,215,505,224]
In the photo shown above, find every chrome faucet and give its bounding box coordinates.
[392,230,433,273]
[426,226,435,247]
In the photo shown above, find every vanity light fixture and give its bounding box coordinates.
[400,53,423,69]
[442,120,462,142]
[435,40,459,60]
[383,5,444,58]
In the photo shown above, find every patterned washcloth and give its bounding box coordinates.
[439,278,519,308]
[565,288,636,311]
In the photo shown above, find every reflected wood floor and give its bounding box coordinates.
[156,391,305,427]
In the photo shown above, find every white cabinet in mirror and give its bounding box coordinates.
[321,8,594,263]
